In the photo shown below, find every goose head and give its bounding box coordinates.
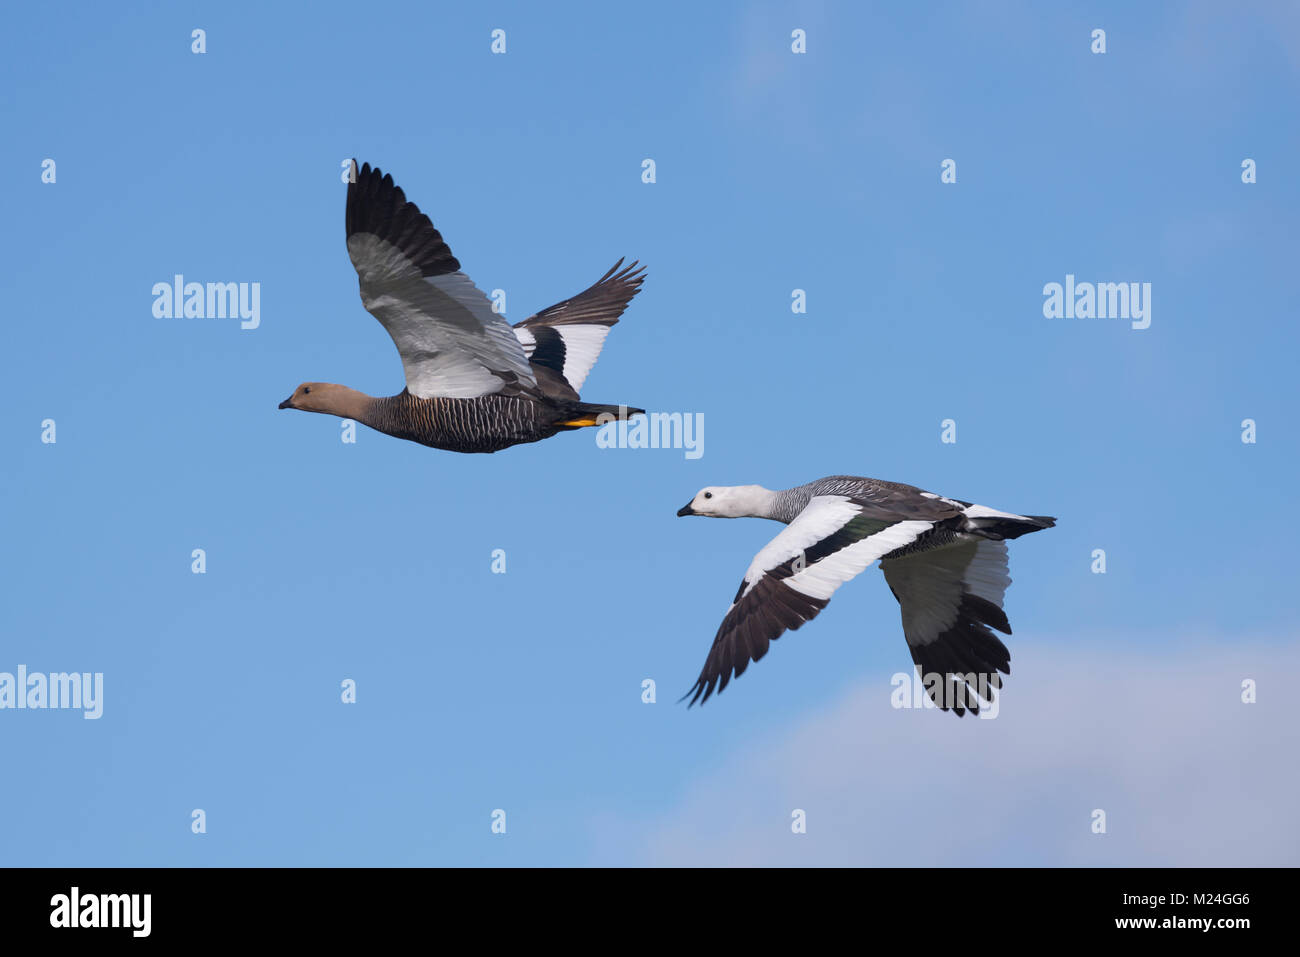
[279,382,326,412]
[278,382,367,417]
[677,485,771,519]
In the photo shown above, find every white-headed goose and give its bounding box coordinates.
[279,160,645,453]
[676,475,1056,715]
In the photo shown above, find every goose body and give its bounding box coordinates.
[279,160,645,452]
[676,475,1056,715]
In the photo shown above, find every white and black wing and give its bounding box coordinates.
[512,259,646,396]
[880,537,1013,716]
[345,160,536,399]
[683,495,952,706]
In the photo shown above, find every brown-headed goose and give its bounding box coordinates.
[279,160,645,453]
[675,475,1056,715]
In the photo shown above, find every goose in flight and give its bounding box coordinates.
[676,475,1056,715]
[279,160,645,453]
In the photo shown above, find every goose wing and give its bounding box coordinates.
[345,160,536,399]
[880,538,1012,716]
[512,259,646,395]
[683,494,957,706]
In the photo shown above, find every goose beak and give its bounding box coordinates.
[278,397,294,410]
[677,502,695,517]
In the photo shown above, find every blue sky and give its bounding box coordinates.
[2,1,1297,866]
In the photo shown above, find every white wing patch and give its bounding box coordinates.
[555,325,612,393]
[785,519,932,601]
[511,324,612,393]
[743,496,857,591]
[742,496,932,603]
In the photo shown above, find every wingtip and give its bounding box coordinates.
[599,257,647,286]
[678,680,709,708]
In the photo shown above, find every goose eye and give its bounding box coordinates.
[704,492,712,499]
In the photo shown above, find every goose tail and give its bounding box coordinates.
[554,401,645,429]
[962,510,1056,541]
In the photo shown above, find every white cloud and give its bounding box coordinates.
[597,637,1300,866]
